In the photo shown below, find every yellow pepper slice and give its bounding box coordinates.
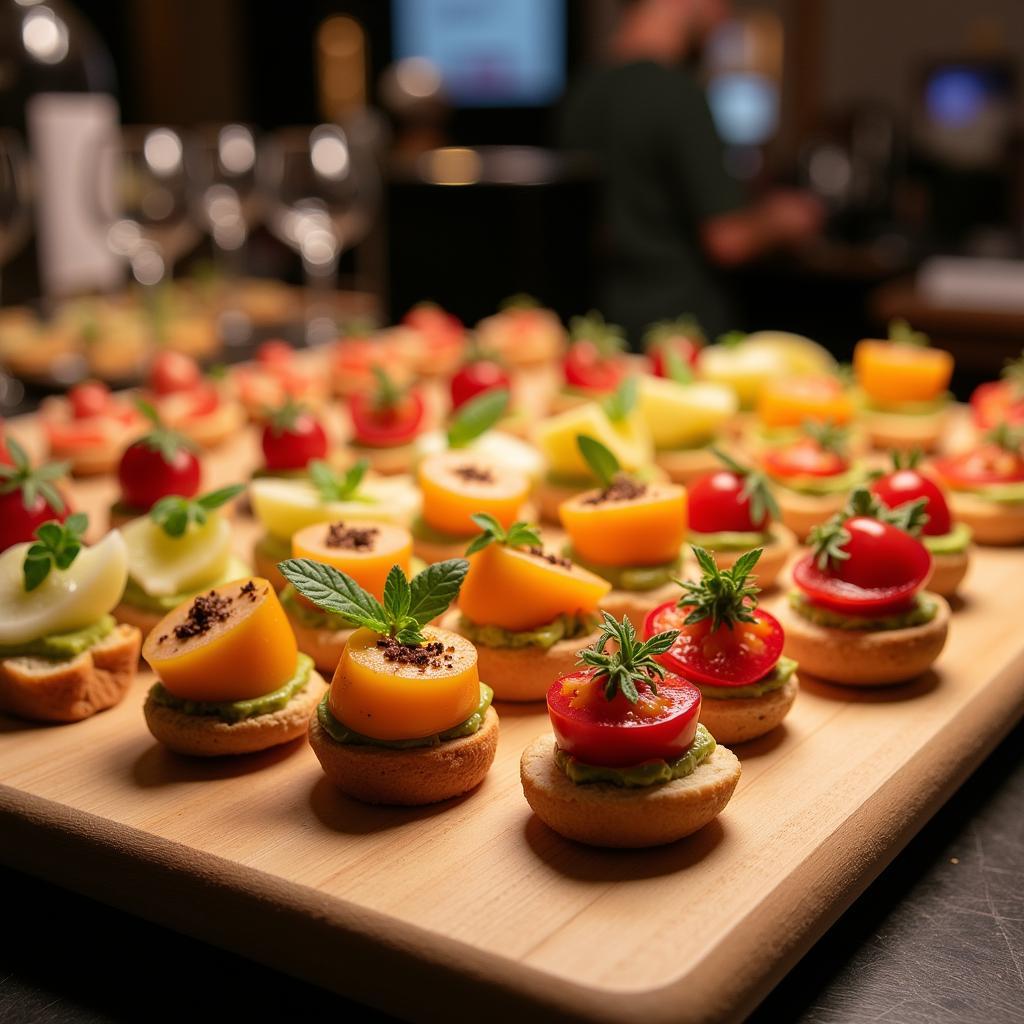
[854,340,953,403]
[331,625,479,740]
[418,451,529,537]
[143,578,298,702]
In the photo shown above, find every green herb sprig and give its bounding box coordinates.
[0,438,68,516]
[840,485,929,537]
[447,388,510,449]
[22,513,89,591]
[602,375,638,422]
[576,435,621,489]
[890,449,923,471]
[576,613,678,704]
[717,330,747,349]
[134,399,196,463]
[985,423,1024,454]
[371,365,404,411]
[309,459,368,502]
[675,546,761,630]
[266,397,311,436]
[568,310,626,358]
[802,418,847,455]
[888,318,929,347]
[464,513,541,556]
[278,557,469,646]
[808,518,851,571]
[1000,349,1024,397]
[149,484,244,538]
[711,447,780,525]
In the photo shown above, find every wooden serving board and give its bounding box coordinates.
[3,419,1024,1024]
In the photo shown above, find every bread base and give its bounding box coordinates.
[441,610,599,702]
[310,705,499,805]
[777,592,950,686]
[599,579,681,630]
[654,446,721,485]
[58,446,121,476]
[927,549,969,597]
[865,409,947,453]
[536,477,586,524]
[0,623,142,723]
[521,736,741,848]
[253,540,289,591]
[698,677,798,744]
[179,402,246,449]
[776,488,848,542]
[144,672,327,756]
[948,492,1024,546]
[354,444,416,476]
[412,532,472,565]
[286,612,353,675]
[113,601,164,642]
[690,524,796,590]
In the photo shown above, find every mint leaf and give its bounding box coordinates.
[602,376,637,422]
[151,485,241,537]
[197,484,244,511]
[383,564,411,622]
[577,435,619,488]
[447,388,509,449]
[21,514,89,591]
[465,514,541,555]
[406,558,469,625]
[309,459,368,501]
[278,558,389,632]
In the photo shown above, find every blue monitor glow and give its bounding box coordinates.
[391,0,566,108]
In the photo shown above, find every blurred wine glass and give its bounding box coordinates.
[258,123,379,345]
[87,125,199,292]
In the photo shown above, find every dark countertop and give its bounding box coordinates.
[2,718,1023,1024]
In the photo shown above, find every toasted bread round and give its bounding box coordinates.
[0,623,142,723]
[179,402,246,449]
[948,492,1024,545]
[688,524,795,590]
[144,671,327,756]
[113,601,164,643]
[599,578,681,631]
[775,488,848,542]
[697,677,798,744]
[441,610,599,702]
[926,549,969,597]
[309,705,499,805]
[412,532,472,565]
[865,409,947,453]
[654,446,722,485]
[353,444,416,476]
[521,735,740,848]
[536,477,584,524]
[777,592,950,686]
[286,611,353,676]
[253,539,290,591]
[60,445,121,476]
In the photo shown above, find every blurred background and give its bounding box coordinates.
[0,0,1022,408]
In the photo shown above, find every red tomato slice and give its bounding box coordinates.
[68,381,113,419]
[649,337,701,378]
[450,360,511,411]
[688,469,766,532]
[349,390,425,447]
[932,445,1024,487]
[763,439,848,479]
[644,602,784,687]
[563,341,625,393]
[547,670,700,768]
[45,420,114,451]
[871,468,952,536]
[970,380,1024,429]
[792,517,932,615]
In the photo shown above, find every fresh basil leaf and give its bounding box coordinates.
[447,388,510,449]
[278,558,389,631]
[602,376,637,421]
[197,484,244,510]
[505,522,542,548]
[23,554,50,592]
[576,435,619,488]
[65,512,88,535]
[383,564,411,622]
[407,558,469,626]
[35,521,63,547]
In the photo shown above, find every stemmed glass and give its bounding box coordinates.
[258,123,379,345]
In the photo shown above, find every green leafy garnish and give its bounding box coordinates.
[662,347,694,384]
[501,293,539,310]
[808,517,851,570]
[985,423,1024,454]
[371,365,404,411]
[576,435,620,489]
[568,310,626,358]
[277,557,469,646]
[134,399,196,462]
[308,459,368,502]
[464,513,542,556]
[149,484,244,538]
[576,613,678,704]
[890,449,923,470]
[717,330,747,349]
[447,388,510,449]
[711,447,780,525]
[675,546,761,630]
[840,486,929,537]
[643,315,705,350]
[602,375,637,422]
[266,397,311,435]
[1000,350,1024,397]
[0,438,68,516]
[888,318,929,347]
[802,418,847,455]
[22,513,88,592]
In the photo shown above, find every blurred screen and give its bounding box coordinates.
[707,72,779,146]
[924,63,1012,128]
[391,0,566,107]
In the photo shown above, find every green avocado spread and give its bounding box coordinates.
[687,527,774,552]
[924,522,972,555]
[864,393,951,416]
[654,435,716,453]
[962,481,1024,505]
[555,723,716,788]
[771,465,865,496]
[317,683,493,749]
[123,556,252,613]
[789,591,938,631]
[457,612,598,650]
[698,656,798,699]
[149,653,313,723]
[0,615,115,661]
[564,546,681,592]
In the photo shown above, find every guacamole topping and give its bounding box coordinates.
[770,465,865,496]
[653,435,715,453]
[564,546,681,592]
[149,653,314,722]
[123,556,253,613]
[458,612,598,650]
[698,656,797,699]
[555,723,716,788]
[687,527,774,552]
[317,683,493,749]
[864,393,950,416]
[958,481,1024,505]
[0,615,115,661]
[924,522,972,555]
[789,591,938,631]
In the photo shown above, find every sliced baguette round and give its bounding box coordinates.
[309,705,499,805]
[286,612,353,676]
[777,592,950,686]
[865,408,947,453]
[412,532,473,565]
[353,444,416,476]
[0,623,142,722]
[144,671,327,756]
[926,548,969,597]
[697,677,798,744]
[654,446,721,485]
[441,610,599,702]
[947,492,1024,546]
[599,578,681,631]
[521,735,741,848]
[688,524,795,590]
[775,488,848,542]
[179,401,246,449]
[113,601,163,641]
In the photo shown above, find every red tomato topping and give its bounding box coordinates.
[0,441,70,551]
[932,444,1024,488]
[118,438,201,510]
[261,405,328,471]
[689,469,767,532]
[563,340,625,393]
[648,337,701,379]
[450,358,511,411]
[148,351,203,396]
[644,602,783,687]
[871,468,952,536]
[68,381,113,419]
[970,380,1024,430]
[793,516,932,615]
[257,340,294,368]
[763,438,848,479]
[349,388,425,448]
[547,669,701,768]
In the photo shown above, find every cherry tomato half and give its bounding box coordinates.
[688,469,766,532]
[68,381,113,420]
[871,468,952,536]
[932,445,1024,488]
[792,517,932,615]
[648,337,701,378]
[149,351,202,396]
[118,437,201,510]
[261,411,328,470]
[0,483,69,551]
[970,380,1024,430]
[563,340,625,393]
[450,359,511,411]
[644,602,784,687]
[547,669,700,768]
[349,390,426,447]
[763,439,847,479]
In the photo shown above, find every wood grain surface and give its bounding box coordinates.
[2,415,1023,1024]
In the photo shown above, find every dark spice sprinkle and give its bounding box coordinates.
[452,463,495,483]
[528,545,573,569]
[172,590,232,641]
[325,520,380,551]
[582,476,647,505]
[240,580,258,600]
[376,637,446,669]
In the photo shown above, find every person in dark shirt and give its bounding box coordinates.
[560,0,823,344]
